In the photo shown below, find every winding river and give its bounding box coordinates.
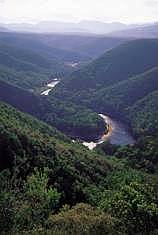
[41,80,135,150]
[83,114,135,150]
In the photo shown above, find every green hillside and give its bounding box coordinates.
[90,67,158,137]
[1,102,158,234]
[1,32,158,234]
[52,39,158,99]
[0,80,105,141]
[90,66,158,114]
[0,32,90,62]
[51,39,158,138]
[39,34,127,58]
[0,101,110,202]
[0,32,92,90]
[129,90,158,136]
[0,42,72,90]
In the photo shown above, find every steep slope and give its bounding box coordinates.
[51,39,158,138]
[0,32,128,59]
[64,66,158,137]
[129,90,158,136]
[85,67,158,137]
[1,98,158,235]
[0,101,110,204]
[0,32,91,90]
[0,42,62,90]
[0,32,89,62]
[90,66,158,116]
[52,39,158,100]
[0,43,54,72]
[0,80,105,141]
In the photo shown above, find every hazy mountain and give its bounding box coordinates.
[78,20,138,34]
[0,26,10,32]
[0,31,92,89]
[1,20,139,34]
[0,31,128,61]
[110,22,158,38]
[38,34,127,58]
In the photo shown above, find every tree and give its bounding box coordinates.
[14,168,61,231]
[100,182,158,235]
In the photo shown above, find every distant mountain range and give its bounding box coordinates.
[0,26,10,32]
[1,20,158,38]
[0,20,140,34]
[110,22,158,38]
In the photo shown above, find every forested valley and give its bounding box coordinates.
[1,30,158,235]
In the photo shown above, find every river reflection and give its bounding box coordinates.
[83,114,135,150]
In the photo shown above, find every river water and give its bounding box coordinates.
[41,78,60,96]
[41,80,135,150]
[83,114,135,150]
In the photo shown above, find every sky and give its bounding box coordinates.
[0,0,158,24]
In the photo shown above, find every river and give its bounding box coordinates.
[41,78,60,96]
[41,80,135,150]
[83,114,135,150]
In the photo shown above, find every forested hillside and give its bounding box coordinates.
[88,66,158,116]
[0,32,128,91]
[0,32,127,58]
[52,39,158,96]
[39,34,127,58]
[129,90,158,136]
[1,102,158,234]
[1,29,158,235]
[0,32,91,90]
[52,39,158,138]
[0,80,105,140]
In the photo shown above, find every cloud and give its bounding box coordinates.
[1,0,158,24]
[145,0,158,7]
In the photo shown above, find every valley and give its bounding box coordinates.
[40,76,135,148]
[1,28,158,235]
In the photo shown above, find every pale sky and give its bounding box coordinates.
[0,0,158,24]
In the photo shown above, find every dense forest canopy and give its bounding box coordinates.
[51,39,158,138]
[1,31,158,235]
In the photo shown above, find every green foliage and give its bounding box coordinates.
[115,136,158,173]
[0,170,15,233]
[45,97,106,141]
[52,39,158,98]
[105,168,143,190]
[0,80,106,141]
[100,182,158,235]
[46,203,118,235]
[1,35,158,235]
[0,32,90,90]
[1,102,158,234]
[14,168,60,231]
[51,39,158,139]
[0,101,111,205]
[0,168,60,233]
[129,90,158,136]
